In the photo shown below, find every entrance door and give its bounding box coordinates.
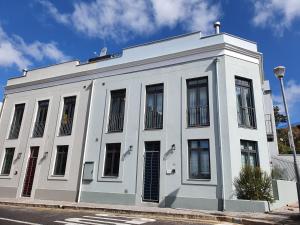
[143,141,160,202]
[22,147,39,197]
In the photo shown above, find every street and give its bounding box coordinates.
[0,205,229,225]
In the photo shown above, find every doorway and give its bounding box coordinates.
[22,147,39,197]
[143,141,160,202]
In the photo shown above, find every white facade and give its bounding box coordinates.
[0,31,275,211]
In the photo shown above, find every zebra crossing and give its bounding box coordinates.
[54,213,156,225]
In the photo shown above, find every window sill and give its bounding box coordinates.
[48,175,68,181]
[186,124,210,129]
[0,174,12,179]
[238,125,257,130]
[98,176,122,183]
[144,128,163,131]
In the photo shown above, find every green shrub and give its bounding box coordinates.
[233,166,273,202]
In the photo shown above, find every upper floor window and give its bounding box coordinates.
[33,100,49,138]
[241,140,259,167]
[108,90,126,132]
[235,77,256,128]
[187,78,209,127]
[104,143,121,177]
[53,145,68,176]
[1,148,15,175]
[145,84,163,129]
[9,103,25,139]
[59,96,76,136]
[188,139,210,179]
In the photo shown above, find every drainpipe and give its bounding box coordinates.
[76,80,94,203]
[214,58,226,211]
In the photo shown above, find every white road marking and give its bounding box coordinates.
[0,217,42,225]
[55,214,155,225]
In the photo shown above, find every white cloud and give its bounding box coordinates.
[0,25,70,70]
[273,80,300,120]
[38,0,221,41]
[252,0,300,35]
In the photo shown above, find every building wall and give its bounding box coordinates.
[0,80,91,201]
[80,54,271,209]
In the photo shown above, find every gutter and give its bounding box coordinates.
[214,58,226,211]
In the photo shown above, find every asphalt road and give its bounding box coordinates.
[0,205,229,225]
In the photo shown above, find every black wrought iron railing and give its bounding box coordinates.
[187,106,209,127]
[8,124,21,139]
[238,106,256,128]
[145,110,163,129]
[265,114,274,141]
[32,122,46,138]
[59,118,73,136]
[108,113,124,132]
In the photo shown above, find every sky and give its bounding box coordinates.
[0,0,300,122]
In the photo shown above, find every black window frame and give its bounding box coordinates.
[1,148,15,175]
[235,77,256,129]
[32,100,49,138]
[145,83,164,130]
[186,77,209,127]
[188,139,211,180]
[59,96,76,136]
[240,140,259,167]
[103,143,121,177]
[8,103,25,139]
[108,89,126,133]
[53,145,68,176]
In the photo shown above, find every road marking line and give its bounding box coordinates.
[0,217,42,225]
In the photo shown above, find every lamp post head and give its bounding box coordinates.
[274,66,286,79]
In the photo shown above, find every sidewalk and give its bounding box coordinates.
[0,198,298,225]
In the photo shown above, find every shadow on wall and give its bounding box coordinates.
[161,188,180,208]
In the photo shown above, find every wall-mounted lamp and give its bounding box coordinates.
[122,145,133,161]
[16,152,22,160]
[171,144,176,152]
[42,151,49,159]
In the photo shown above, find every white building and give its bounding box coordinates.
[0,26,277,212]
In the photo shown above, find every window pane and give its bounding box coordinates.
[235,77,256,128]
[54,145,68,175]
[104,143,121,177]
[9,104,25,139]
[108,90,126,132]
[187,78,209,127]
[1,148,15,175]
[145,84,163,129]
[59,96,76,136]
[240,140,258,167]
[33,100,49,138]
[188,140,210,179]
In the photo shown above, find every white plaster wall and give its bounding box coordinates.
[0,80,91,199]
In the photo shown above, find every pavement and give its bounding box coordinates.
[0,198,298,225]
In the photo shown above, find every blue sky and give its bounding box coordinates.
[0,0,300,121]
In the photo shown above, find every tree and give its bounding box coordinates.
[273,106,287,127]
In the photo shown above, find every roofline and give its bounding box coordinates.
[7,59,79,81]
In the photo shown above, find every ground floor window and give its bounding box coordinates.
[240,140,259,167]
[1,148,15,175]
[54,145,68,175]
[104,143,121,177]
[188,139,210,179]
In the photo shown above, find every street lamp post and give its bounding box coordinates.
[274,66,300,211]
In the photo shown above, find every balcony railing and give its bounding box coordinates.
[59,118,73,136]
[32,122,46,138]
[187,106,209,127]
[108,113,124,132]
[238,106,256,128]
[8,124,21,139]
[145,110,163,129]
[265,114,274,141]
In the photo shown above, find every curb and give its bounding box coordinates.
[0,201,277,225]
